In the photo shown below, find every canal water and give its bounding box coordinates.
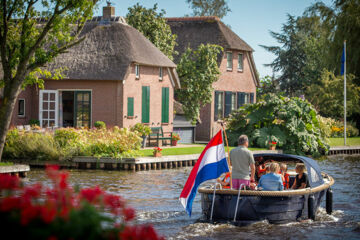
[26,155,360,239]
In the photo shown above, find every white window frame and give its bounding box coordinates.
[18,98,25,117]
[238,53,243,71]
[39,90,58,128]
[226,52,233,70]
[159,67,163,81]
[135,64,140,79]
[231,92,237,111]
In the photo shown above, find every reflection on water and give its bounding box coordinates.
[26,155,360,239]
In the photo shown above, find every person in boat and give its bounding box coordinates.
[217,172,231,189]
[280,163,290,189]
[230,135,255,189]
[291,163,310,189]
[257,162,284,191]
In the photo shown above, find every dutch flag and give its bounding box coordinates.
[179,130,229,216]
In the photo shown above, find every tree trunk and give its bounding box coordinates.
[0,82,23,162]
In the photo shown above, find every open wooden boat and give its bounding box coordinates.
[198,153,335,224]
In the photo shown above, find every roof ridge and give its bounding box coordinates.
[166,16,220,22]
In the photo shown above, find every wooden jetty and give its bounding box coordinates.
[0,164,30,177]
[328,146,360,155]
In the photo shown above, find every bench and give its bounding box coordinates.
[148,127,173,147]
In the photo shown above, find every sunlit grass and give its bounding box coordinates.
[329,137,360,146]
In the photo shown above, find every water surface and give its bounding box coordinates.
[26,155,360,239]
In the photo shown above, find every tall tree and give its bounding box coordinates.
[126,3,177,61]
[176,44,222,124]
[0,0,97,161]
[186,0,230,19]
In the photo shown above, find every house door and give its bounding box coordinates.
[74,91,91,128]
[39,90,58,128]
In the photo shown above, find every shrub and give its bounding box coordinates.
[330,120,359,137]
[94,121,106,129]
[0,166,163,240]
[29,119,40,126]
[3,129,60,161]
[130,123,152,136]
[172,133,181,141]
[226,94,329,156]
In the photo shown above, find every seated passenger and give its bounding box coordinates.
[280,163,290,189]
[257,163,284,191]
[291,163,310,189]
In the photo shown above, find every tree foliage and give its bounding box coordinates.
[306,69,360,118]
[126,3,177,61]
[0,0,97,161]
[226,94,329,156]
[176,44,223,124]
[256,75,280,100]
[186,0,231,19]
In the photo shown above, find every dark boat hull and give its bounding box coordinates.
[200,190,326,224]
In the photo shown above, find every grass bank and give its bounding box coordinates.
[329,137,360,146]
[136,146,266,157]
[0,162,14,166]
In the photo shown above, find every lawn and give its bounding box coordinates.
[329,137,360,146]
[136,146,266,157]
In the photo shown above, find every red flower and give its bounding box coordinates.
[119,225,163,240]
[20,204,40,225]
[104,194,124,214]
[59,172,69,189]
[23,183,42,200]
[0,173,19,190]
[0,196,21,212]
[123,207,136,221]
[40,205,57,224]
[269,141,277,145]
[80,186,103,203]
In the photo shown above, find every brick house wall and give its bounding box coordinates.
[195,49,257,141]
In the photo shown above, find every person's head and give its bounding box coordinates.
[265,163,271,173]
[269,162,280,173]
[238,135,249,147]
[280,163,287,173]
[295,163,306,174]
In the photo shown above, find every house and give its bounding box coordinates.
[6,4,180,133]
[167,16,260,141]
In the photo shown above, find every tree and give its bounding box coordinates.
[176,44,223,124]
[186,0,231,19]
[256,75,281,100]
[306,69,360,119]
[126,3,177,61]
[0,0,97,161]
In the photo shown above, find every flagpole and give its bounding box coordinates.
[220,122,232,189]
[344,40,347,146]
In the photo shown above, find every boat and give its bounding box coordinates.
[198,153,335,224]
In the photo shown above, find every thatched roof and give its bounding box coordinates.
[167,16,253,63]
[45,19,177,81]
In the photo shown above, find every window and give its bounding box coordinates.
[127,97,134,117]
[224,91,232,117]
[226,52,233,70]
[244,93,249,104]
[237,92,245,108]
[141,86,150,123]
[231,93,237,111]
[238,53,243,71]
[75,91,91,128]
[214,91,224,121]
[159,67,163,81]
[161,87,169,123]
[18,99,25,117]
[250,93,254,103]
[135,64,140,79]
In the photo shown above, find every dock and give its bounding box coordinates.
[0,164,30,177]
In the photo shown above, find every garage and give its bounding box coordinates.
[173,115,195,144]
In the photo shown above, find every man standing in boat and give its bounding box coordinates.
[230,135,255,189]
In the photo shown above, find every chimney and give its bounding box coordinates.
[103,1,115,20]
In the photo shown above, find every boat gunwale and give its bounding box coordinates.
[198,173,334,197]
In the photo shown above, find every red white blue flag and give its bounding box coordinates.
[179,130,229,216]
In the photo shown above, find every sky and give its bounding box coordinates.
[93,0,334,78]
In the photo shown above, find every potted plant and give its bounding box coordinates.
[268,141,277,150]
[130,123,152,148]
[153,147,162,157]
[171,133,181,146]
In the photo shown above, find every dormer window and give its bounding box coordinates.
[135,64,140,79]
[226,52,233,70]
[159,67,163,81]
[238,53,243,71]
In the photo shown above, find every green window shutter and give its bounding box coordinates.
[142,86,150,123]
[127,97,134,117]
[162,87,169,123]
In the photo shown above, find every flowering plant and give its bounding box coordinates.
[0,165,163,240]
[268,141,277,146]
[153,147,163,153]
[172,133,181,141]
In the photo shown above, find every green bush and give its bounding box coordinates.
[29,119,40,126]
[94,121,106,129]
[4,129,60,160]
[130,123,151,136]
[226,94,329,156]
